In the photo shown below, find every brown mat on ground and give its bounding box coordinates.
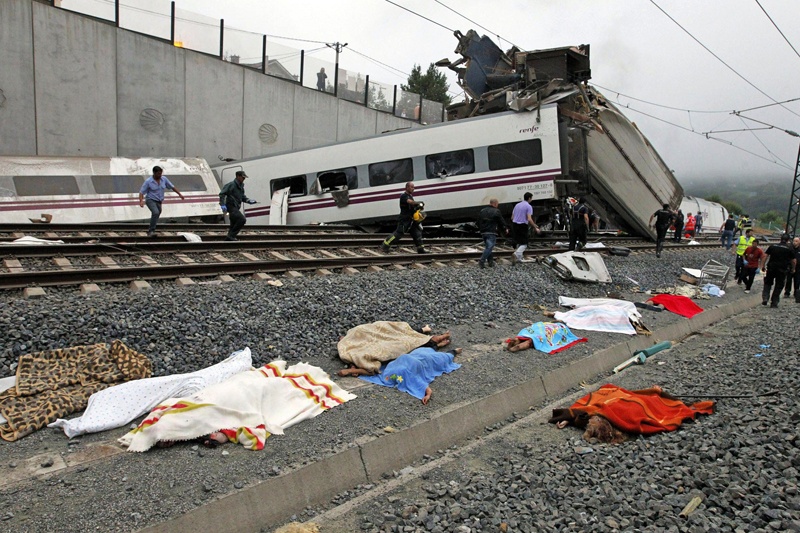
[0,340,152,441]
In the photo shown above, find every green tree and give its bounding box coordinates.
[757,210,785,229]
[403,63,452,106]
[721,201,744,216]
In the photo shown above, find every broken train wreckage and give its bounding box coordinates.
[437,29,683,240]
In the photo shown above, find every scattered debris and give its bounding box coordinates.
[545,252,611,283]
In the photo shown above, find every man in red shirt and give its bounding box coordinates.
[740,238,764,294]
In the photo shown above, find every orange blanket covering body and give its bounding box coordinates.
[550,384,715,435]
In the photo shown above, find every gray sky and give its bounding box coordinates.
[67,0,800,186]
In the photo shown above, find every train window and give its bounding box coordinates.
[368,158,413,187]
[271,175,307,197]
[13,175,79,196]
[425,149,474,179]
[165,174,207,191]
[487,139,543,171]
[91,175,145,194]
[316,167,358,192]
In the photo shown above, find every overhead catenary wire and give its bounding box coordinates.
[431,0,519,49]
[755,0,800,61]
[382,0,454,32]
[649,0,800,121]
[604,97,794,170]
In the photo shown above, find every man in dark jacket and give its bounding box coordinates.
[759,234,797,308]
[649,203,674,258]
[568,197,589,251]
[381,182,427,254]
[672,209,685,243]
[477,198,508,268]
[783,236,800,302]
[219,171,257,241]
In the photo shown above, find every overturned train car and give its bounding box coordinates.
[439,30,684,238]
[0,156,222,224]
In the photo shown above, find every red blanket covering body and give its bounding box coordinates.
[647,294,704,318]
[550,384,715,435]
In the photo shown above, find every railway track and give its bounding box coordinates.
[0,223,722,290]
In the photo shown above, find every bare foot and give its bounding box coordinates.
[337,367,370,377]
[431,332,451,344]
[208,431,228,444]
[421,324,432,334]
[505,338,520,351]
[421,386,432,405]
[509,340,532,352]
[452,348,463,356]
[436,338,451,348]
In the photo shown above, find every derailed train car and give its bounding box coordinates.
[680,195,729,233]
[0,156,221,224]
[438,30,684,239]
[212,31,682,238]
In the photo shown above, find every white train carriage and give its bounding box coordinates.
[0,156,221,224]
[212,108,563,227]
[680,196,729,233]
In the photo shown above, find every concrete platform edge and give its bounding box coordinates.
[139,294,760,533]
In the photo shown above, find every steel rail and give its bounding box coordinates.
[0,222,360,233]
[0,243,721,290]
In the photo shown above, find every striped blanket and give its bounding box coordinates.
[119,360,355,452]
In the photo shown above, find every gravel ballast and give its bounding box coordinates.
[0,246,781,532]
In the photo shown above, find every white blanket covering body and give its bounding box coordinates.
[49,348,253,438]
[558,296,642,321]
[118,360,355,452]
[554,305,637,335]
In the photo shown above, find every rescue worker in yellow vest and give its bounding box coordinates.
[734,229,755,284]
[735,214,751,238]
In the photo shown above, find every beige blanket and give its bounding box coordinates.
[337,321,431,373]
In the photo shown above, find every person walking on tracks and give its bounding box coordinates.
[381,182,428,254]
[759,234,797,308]
[511,192,539,262]
[672,209,685,243]
[219,170,257,241]
[138,166,185,237]
[720,214,736,250]
[740,238,764,294]
[783,236,800,302]
[477,198,508,268]
[734,229,755,284]
[695,211,704,234]
[649,203,674,258]
[568,197,589,251]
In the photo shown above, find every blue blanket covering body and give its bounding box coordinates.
[360,347,461,399]
[516,322,587,354]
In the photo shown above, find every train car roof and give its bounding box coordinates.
[212,98,569,169]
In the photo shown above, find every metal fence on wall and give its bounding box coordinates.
[56,0,445,124]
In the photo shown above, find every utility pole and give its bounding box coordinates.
[787,143,800,236]
[326,42,348,97]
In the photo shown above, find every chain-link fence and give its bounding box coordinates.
[56,0,444,124]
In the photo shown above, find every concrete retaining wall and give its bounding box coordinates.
[1,0,417,161]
